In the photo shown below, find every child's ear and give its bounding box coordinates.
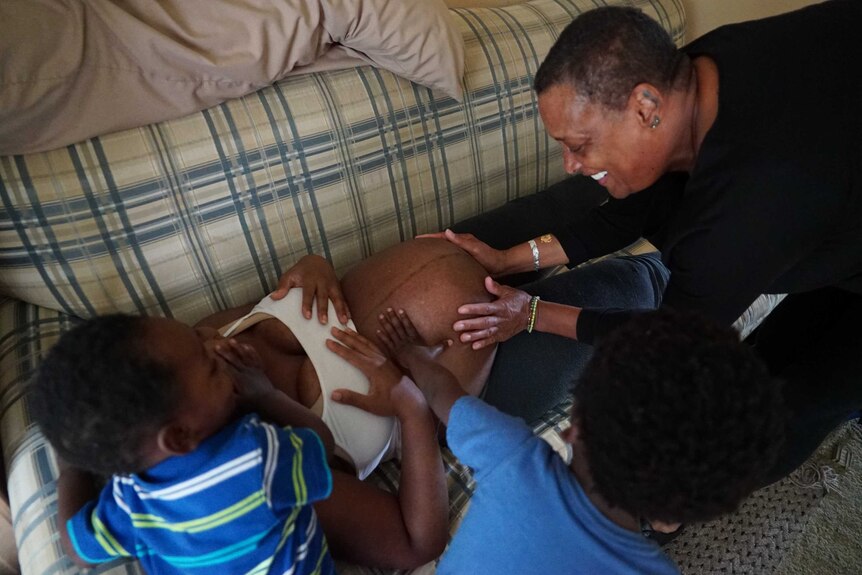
[157,423,197,455]
[647,519,683,534]
[561,419,581,445]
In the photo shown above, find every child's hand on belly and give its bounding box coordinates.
[325,326,427,419]
[376,308,452,373]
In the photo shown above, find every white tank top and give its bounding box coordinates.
[221,290,397,479]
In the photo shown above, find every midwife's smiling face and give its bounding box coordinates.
[538,83,667,199]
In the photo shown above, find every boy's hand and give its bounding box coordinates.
[270,254,351,325]
[326,327,425,418]
[377,308,452,371]
[215,338,275,412]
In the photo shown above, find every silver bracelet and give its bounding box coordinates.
[528,239,540,272]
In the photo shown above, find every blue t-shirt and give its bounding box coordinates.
[439,397,679,575]
[68,414,334,575]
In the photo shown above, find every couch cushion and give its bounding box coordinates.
[0,0,465,155]
[0,0,685,326]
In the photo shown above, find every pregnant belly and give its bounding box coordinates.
[341,238,496,395]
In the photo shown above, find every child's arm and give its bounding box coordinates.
[55,460,98,568]
[324,327,448,567]
[215,338,335,459]
[376,308,465,425]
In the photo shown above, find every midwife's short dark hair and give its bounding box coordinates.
[572,308,785,525]
[534,6,687,109]
[32,314,178,476]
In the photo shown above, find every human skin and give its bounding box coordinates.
[426,56,719,348]
[188,237,495,567]
[56,318,449,570]
[196,237,497,406]
[58,241,489,570]
[340,237,497,396]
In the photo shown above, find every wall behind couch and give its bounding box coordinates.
[681,0,823,41]
[444,0,824,43]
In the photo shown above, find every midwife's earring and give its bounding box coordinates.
[649,116,661,129]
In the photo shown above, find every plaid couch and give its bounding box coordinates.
[0,1,686,573]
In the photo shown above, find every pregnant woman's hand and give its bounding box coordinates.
[453,277,532,349]
[326,326,426,418]
[271,254,351,325]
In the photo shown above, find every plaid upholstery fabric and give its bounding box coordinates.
[0,1,686,574]
[0,0,685,326]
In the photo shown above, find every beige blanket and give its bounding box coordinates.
[0,0,464,155]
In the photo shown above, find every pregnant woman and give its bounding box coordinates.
[39,236,664,571]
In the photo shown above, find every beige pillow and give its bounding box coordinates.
[318,0,464,98]
[0,0,464,155]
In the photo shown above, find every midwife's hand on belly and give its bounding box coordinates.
[270,254,351,325]
[453,277,532,350]
[416,229,508,276]
[326,326,427,419]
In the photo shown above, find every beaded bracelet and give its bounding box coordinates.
[527,295,540,333]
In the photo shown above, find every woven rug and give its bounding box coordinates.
[666,421,862,574]
[338,417,862,575]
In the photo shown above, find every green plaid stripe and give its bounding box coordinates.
[0,1,685,573]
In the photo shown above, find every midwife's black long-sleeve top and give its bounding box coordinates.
[553,0,862,343]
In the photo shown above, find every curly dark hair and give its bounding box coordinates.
[31,314,178,477]
[572,307,785,525]
[534,6,688,110]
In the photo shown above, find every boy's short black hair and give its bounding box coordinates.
[572,307,785,525]
[32,314,178,476]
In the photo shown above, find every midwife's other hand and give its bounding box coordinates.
[416,229,508,276]
[271,254,350,324]
[453,276,532,349]
[377,308,451,371]
[326,327,425,418]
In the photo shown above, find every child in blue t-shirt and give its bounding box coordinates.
[362,307,785,575]
[32,314,337,575]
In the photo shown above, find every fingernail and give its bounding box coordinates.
[454,322,464,330]
[462,334,471,341]
[379,313,384,320]
[398,309,405,316]
[331,391,342,401]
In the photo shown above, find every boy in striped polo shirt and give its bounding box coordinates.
[33,314,337,575]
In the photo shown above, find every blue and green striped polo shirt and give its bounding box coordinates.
[68,414,334,574]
